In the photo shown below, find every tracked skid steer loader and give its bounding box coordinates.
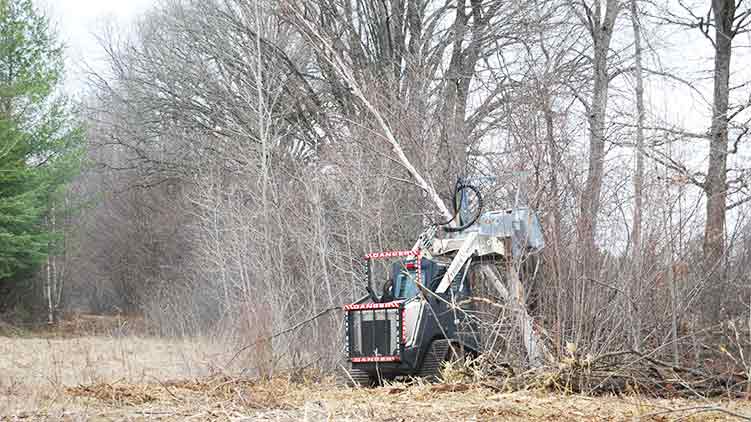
[341,180,545,386]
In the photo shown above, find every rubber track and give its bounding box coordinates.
[417,339,451,380]
[339,365,372,387]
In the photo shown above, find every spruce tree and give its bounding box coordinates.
[0,0,81,283]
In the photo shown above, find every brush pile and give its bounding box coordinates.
[440,346,751,399]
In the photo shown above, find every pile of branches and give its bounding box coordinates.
[442,349,750,399]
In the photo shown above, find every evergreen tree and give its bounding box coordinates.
[0,0,81,283]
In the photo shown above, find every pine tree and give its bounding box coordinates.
[0,0,81,283]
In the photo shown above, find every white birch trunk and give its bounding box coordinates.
[46,253,53,324]
[46,210,55,324]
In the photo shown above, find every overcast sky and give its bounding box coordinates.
[39,0,155,96]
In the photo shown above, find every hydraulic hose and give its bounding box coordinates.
[437,182,483,233]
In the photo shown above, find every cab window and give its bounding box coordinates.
[392,262,424,299]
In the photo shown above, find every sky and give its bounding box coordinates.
[38,0,155,96]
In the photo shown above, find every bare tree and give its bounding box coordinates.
[702,1,751,269]
[629,0,645,352]
[573,0,621,281]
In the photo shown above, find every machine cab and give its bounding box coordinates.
[387,259,423,300]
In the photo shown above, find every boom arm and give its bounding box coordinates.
[435,232,478,294]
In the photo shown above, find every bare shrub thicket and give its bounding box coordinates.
[54,0,751,379]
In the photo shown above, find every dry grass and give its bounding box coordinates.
[1,333,751,421]
[17,375,751,421]
[0,334,229,416]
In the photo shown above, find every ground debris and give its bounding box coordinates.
[3,373,749,421]
[65,383,158,405]
[444,349,751,400]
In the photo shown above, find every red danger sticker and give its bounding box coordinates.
[364,250,418,259]
[343,301,402,310]
[351,356,400,363]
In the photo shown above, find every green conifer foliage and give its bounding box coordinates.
[0,0,82,282]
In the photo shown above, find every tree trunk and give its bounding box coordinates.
[46,252,53,324]
[46,208,56,325]
[703,0,734,270]
[578,0,620,282]
[438,0,485,178]
[542,85,562,285]
[668,246,679,366]
[629,0,645,352]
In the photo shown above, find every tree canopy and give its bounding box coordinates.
[0,0,81,282]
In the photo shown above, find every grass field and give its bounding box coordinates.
[1,330,750,421]
[0,334,228,417]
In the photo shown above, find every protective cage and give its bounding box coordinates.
[345,303,404,362]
